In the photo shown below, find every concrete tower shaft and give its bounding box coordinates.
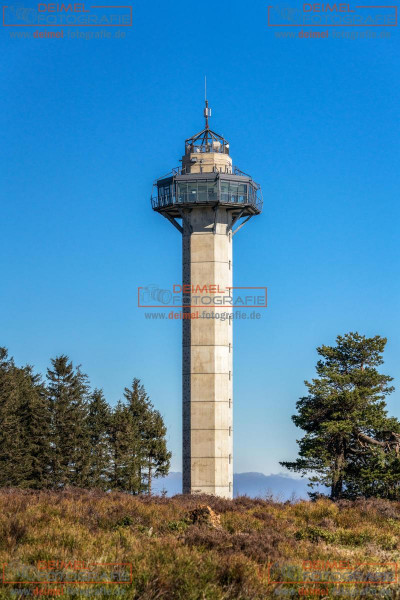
[182,205,233,497]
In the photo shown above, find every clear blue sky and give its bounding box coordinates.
[1,0,399,474]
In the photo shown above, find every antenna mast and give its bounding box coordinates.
[204,76,211,129]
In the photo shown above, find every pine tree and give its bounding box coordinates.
[123,379,151,492]
[0,348,24,486]
[109,379,171,494]
[15,365,51,488]
[47,355,91,488]
[0,349,51,488]
[109,401,141,493]
[144,409,171,495]
[87,389,112,489]
[281,332,397,500]
[123,379,171,494]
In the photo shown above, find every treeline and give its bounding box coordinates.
[0,348,170,493]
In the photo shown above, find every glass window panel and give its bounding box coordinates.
[238,183,247,203]
[177,182,187,203]
[158,184,171,205]
[207,181,217,201]
[249,185,256,205]
[220,181,229,202]
[198,183,207,202]
[230,183,239,202]
[187,183,197,198]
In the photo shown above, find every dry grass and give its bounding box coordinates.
[0,489,400,599]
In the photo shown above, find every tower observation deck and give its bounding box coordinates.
[151,96,263,498]
[151,128,262,220]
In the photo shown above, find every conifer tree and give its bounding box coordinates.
[144,408,171,495]
[123,379,171,493]
[0,348,24,486]
[109,379,171,494]
[15,365,51,488]
[123,378,151,491]
[109,400,141,493]
[87,389,112,489]
[47,355,91,488]
[281,333,397,499]
[0,349,51,488]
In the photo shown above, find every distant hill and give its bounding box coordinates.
[152,471,325,500]
[233,472,316,500]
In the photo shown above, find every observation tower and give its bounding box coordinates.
[151,95,262,498]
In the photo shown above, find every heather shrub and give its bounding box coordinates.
[0,489,399,599]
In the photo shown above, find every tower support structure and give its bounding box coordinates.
[182,205,233,497]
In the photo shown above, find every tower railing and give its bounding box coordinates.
[151,167,263,213]
[151,184,263,212]
[153,165,258,178]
